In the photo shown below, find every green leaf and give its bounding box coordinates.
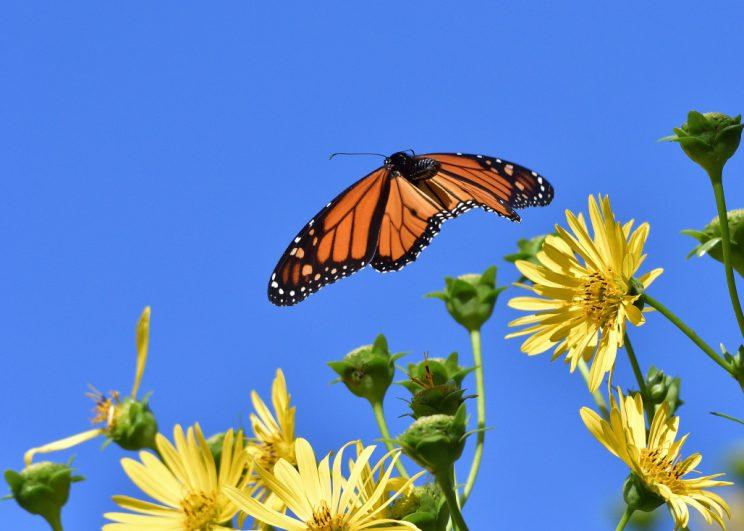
[711,411,744,426]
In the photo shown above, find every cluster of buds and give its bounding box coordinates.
[662,111,743,178]
[427,266,505,332]
[683,209,744,277]
[389,483,450,531]
[643,366,683,416]
[401,353,475,419]
[328,334,404,405]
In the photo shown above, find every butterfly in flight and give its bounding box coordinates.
[269,151,554,306]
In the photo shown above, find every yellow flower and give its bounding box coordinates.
[24,307,155,464]
[104,424,253,530]
[581,390,732,529]
[224,438,423,531]
[506,195,663,391]
[350,441,413,514]
[248,368,297,471]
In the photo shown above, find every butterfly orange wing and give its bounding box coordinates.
[269,167,391,305]
[370,153,553,272]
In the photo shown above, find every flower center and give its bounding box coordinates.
[181,491,221,530]
[579,272,624,326]
[307,500,347,531]
[639,448,686,492]
[87,388,121,431]
[254,437,294,470]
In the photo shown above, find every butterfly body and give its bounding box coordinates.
[269,151,554,306]
[386,151,441,182]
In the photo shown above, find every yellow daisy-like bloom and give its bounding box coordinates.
[506,195,663,391]
[104,424,253,530]
[248,368,297,471]
[224,438,423,531]
[581,390,732,529]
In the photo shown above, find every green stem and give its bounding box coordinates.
[644,294,733,374]
[371,401,409,478]
[623,333,655,423]
[615,507,634,531]
[460,329,485,507]
[44,511,63,531]
[436,466,470,531]
[709,170,744,336]
[577,359,610,419]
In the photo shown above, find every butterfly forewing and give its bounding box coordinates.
[371,153,553,272]
[268,167,391,305]
[427,153,554,210]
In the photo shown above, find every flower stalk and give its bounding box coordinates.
[435,466,469,531]
[710,169,744,335]
[622,333,654,423]
[615,507,634,531]
[460,329,484,507]
[642,294,733,375]
[371,400,409,478]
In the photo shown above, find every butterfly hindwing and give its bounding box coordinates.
[371,176,448,272]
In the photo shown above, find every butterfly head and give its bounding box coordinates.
[385,151,414,169]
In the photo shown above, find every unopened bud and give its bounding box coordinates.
[328,334,404,405]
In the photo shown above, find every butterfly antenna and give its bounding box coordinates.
[329,152,387,160]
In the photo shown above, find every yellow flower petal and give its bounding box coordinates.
[24,428,104,466]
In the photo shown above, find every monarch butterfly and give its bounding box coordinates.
[269,151,554,306]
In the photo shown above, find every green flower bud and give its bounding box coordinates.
[328,334,404,405]
[661,111,743,177]
[644,366,683,415]
[504,234,551,282]
[682,209,744,278]
[409,382,471,419]
[107,395,158,451]
[206,432,227,468]
[399,352,474,394]
[395,404,468,475]
[427,266,506,332]
[722,344,744,390]
[4,461,83,530]
[622,473,664,513]
[389,483,449,531]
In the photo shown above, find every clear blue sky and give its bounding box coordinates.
[2,2,743,529]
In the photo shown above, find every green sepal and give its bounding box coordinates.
[4,461,83,529]
[683,209,744,277]
[426,266,505,331]
[327,334,401,404]
[662,111,743,177]
[108,395,158,451]
[623,473,664,513]
[390,483,449,531]
[395,404,469,475]
[398,352,474,394]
